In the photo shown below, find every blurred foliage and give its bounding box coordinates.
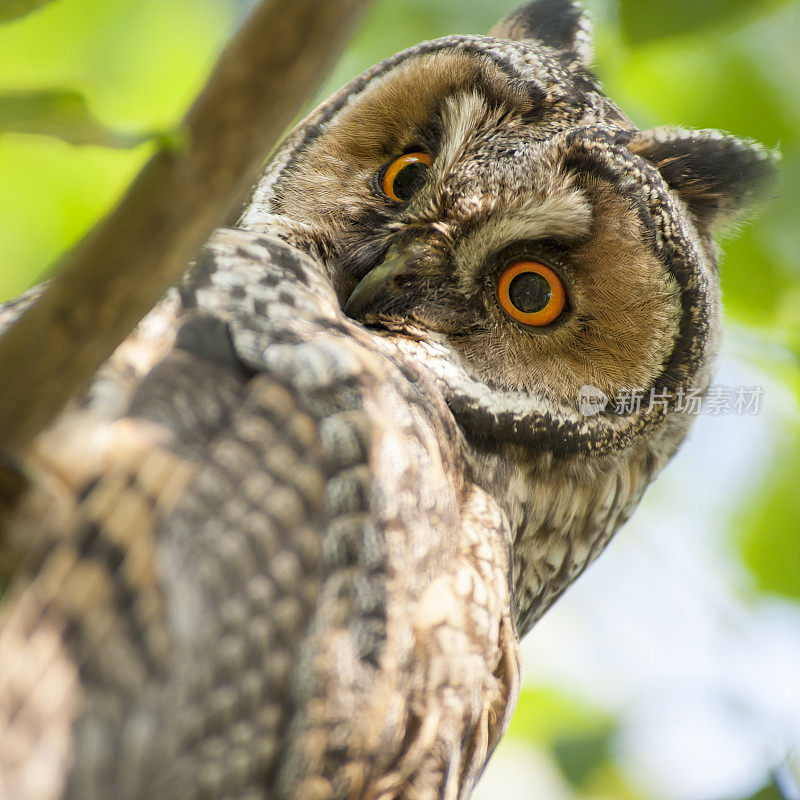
[744,781,786,800]
[737,424,800,601]
[0,0,233,298]
[0,88,155,146]
[552,728,616,788]
[617,0,793,41]
[0,1,799,798]
[507,685,611,743]
[505,687,642,798]
[506,687,797,800]
[0,0,58,24]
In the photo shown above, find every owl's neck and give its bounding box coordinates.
[465,441,663,637]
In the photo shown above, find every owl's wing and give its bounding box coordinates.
[0,229,520,800]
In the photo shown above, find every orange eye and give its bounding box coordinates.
[381,152,432,202]
[497,261,567,326]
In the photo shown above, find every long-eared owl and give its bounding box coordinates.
[0,1,776,799]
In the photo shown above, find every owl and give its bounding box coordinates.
[0,1,775,800]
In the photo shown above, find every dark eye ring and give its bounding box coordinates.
[380,152,432,202]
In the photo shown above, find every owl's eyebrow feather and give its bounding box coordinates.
[486,191,593,242]
[434,89,536,182]
[452,189,593,287]
[436,91,496,179]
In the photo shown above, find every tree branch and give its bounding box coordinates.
[0,0,370,452]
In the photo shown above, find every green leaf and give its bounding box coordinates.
[737,778,787,800]
[0,0,58,24]
[617,0,792,42]
[505,686,610,745]
[736,426,800,602]
[552,727,615,788]
[0,89,153,148]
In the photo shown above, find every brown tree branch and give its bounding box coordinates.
[0,0,370,452]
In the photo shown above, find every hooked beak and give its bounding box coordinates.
[344,249,410,321]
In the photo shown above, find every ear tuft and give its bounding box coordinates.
[629,127,779,231]
[489,0,592,68]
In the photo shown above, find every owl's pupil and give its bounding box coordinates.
[508,272,551,313]
[393,162,428,201]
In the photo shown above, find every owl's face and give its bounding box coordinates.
[266,51,683,409]
[242,1,774,461]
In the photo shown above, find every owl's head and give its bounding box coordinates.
[241,0,775,466]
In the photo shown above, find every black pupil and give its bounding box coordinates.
[508,271,551,313]
[392,161,428,200]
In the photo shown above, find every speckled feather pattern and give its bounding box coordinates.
[0,232,519,800]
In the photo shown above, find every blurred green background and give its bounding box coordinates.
[1,1,799,798]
